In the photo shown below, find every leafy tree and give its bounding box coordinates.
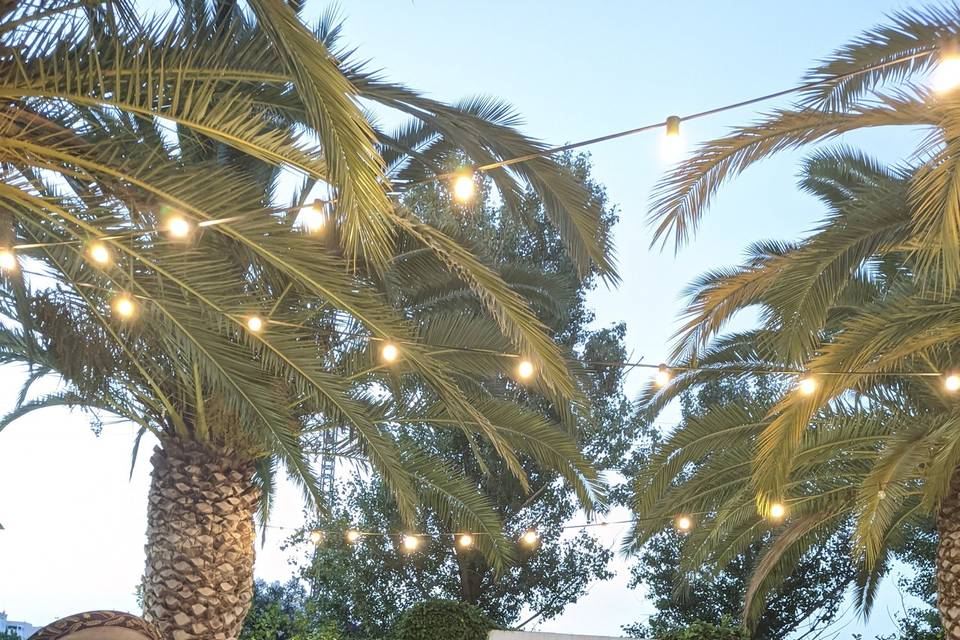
[0,3,614,638]
[633,148,960,634]
[272,156,639,637]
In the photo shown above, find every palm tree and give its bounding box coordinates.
[633,148,960,633]
[0,3,613,638]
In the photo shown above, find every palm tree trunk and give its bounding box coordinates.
[938,470,960,638]
[141,438,259,640]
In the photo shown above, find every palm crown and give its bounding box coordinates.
[637,5,960,633]
[0,2,615,637]
[634,147,957,625]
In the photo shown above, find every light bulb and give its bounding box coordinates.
[246,315,264,333]
[945,373,960,392]
[298,201,326,233]
[346,530,361,543]
[381,342,399,363]
[770,502,786,519]
[167,215,191,239]
[402,534,419,551]
[797,376,818,396]
[89,242,111,266]
[654,364,671,387]
[113,295,136,319]
[878,489,887,501]
[308,530,324,545]
[674,515,692,532]
[0,248,16,272]
[934,43,960,93]
[452,174,476,203]
[457,533,474,548]
[661,115,684,163]
[516,359,535,380]
[520,529,539,546]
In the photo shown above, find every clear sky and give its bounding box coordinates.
[0,0,931,636]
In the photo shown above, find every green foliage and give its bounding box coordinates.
[240,580,341,640]
[391,601,493,640]
[653,619,748,640]
[0,631,21,640]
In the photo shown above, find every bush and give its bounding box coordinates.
[657,619,749,640]
[392,600,493,640]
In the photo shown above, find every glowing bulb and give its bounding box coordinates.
[452,173,476,203]
[945,373,960,392]
[770,502,786,519]
[308,530,324,545]
[675,515,692,532]
[246,315,264,333]
[878,489,887,501]
[654,364,671,387]
[166,215,191,239]
[457,533,474,548]
[934,43,960,93]
[346,530,361,543]
[797,376,818,396]
[381,342,399,363]
[0,248,16,272]
[520,529,539,546]
[298,200,326,233]
[88,242,111,265]
[661,115,684,163]
[113,295,136,319]
[402,534,419,551]
[516,359,535,380]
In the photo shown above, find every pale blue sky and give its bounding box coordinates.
[0,1,932,636]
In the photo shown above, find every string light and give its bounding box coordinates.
[520,529,539,546]
[401,534,420,551]
[452,173,476,203]
[654,364,671,387]
[769,502,786,520]
[88,242,111,266]
[346,529,361,543]
[166,215,192,239]
[246,315,265,333]
[112,294,137,319]
[934,41,960,93]
[516,359,535,380]
[674,515,693,533]
[457,533,474,548]
[381,341,400,363]
[660,115,684,162]
[797,376,818,395]
[945,373,960,392]
[309,530,324,545]
[0,248,16,272]
[298,200,326,233]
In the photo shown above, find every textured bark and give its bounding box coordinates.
[938,469,960,639]
[142,438,259,640]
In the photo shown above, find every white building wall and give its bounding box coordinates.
[0,611,39,639]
